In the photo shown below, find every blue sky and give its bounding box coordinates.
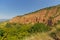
[0,0,60,19]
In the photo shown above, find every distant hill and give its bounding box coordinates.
[9,4,60,25]
[0,19,8,22]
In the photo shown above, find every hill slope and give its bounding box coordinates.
[10,5,60,25]
[0,5,60,40]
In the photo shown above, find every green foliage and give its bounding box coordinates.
[0,22,51,40]
[50,32,56,37]
[28,23,51,33]
[56,28,60,32]
[0,29,5,37]
[5,23,11,28]
[2,23,32,40]
[57,20,60,24]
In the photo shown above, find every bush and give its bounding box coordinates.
[0,29,5,37]
[0,22,51,40]
[28,23,51,33]
[5,23,11,28]
[57,20,60,24]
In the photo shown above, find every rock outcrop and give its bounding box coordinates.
[9,5,60,25]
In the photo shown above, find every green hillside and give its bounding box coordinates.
[0,21,60,40]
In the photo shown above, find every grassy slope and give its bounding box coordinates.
[0,21,60,40]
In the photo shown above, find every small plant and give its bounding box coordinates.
[5,23,11,28]
[57,20,60,24]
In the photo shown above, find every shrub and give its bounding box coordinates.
[5,23,11,28]
[28,23,51,33]
[57,20,60,24]
[0,29,5,37]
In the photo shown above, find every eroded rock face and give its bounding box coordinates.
[9,5,60,25]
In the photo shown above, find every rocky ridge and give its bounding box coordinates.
[9,5,60,25]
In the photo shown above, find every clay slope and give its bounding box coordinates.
[9,5,60,25]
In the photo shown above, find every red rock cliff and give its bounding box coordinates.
[9,5,60,25]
